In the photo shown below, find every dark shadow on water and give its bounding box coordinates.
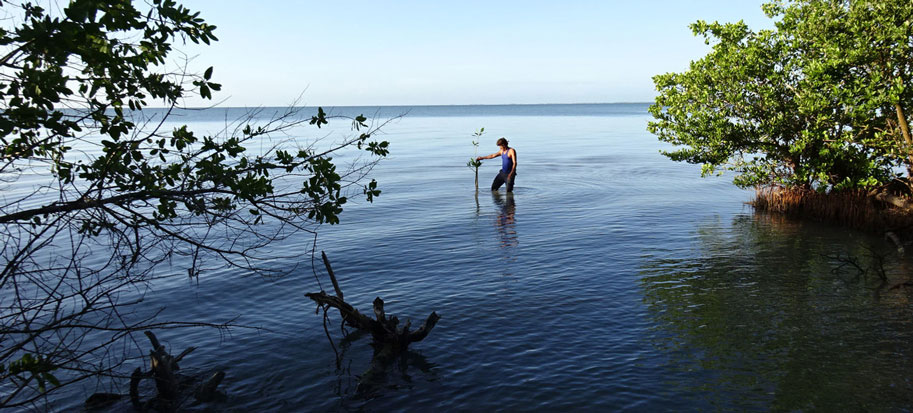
[352,348,437,400]
[639,212,913,410]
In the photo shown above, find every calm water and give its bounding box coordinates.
[51,104,913,410]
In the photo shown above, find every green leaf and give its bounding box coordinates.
[44,372,60,387]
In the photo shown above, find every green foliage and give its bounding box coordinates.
[5,354,59,394]
[364,179,381,202]
[0,0,390,407]
[0,0,388,228]
[649,0,913,191]
[467,128,483,189]
[466,158,482,169]
[1,0,220,162]
[467,127,484,169]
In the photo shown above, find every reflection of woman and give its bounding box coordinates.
[492,192,517,248]
[476,138,517,192]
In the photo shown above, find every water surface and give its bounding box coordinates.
[47,104,913,411]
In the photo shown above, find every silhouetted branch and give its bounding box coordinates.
[306,253,440,351]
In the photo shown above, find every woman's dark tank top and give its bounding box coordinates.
[501,150,513,173]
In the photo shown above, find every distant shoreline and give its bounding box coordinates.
[146,102,653,110]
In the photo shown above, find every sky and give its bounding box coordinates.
[178,1,775,107]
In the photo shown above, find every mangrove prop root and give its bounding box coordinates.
[306,252,441,351]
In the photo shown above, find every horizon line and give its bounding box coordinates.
[156,101,654,110]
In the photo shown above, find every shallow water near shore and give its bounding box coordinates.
[51,104,913,411]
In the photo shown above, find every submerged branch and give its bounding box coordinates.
[306,252,440,351]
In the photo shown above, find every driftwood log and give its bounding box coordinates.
[117,331,225,412]
[306,252,440,352]
[875,192,913,212]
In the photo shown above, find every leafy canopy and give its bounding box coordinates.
[0,0,389,407]
[649,0,913,191]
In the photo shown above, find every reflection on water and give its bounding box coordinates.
[640,213,913,410]
[328,325,440,408]
[43,107,913,410]
[492,191,518,250]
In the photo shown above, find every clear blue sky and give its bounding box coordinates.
[179,1,774,106]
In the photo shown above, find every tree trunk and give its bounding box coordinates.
[895,102,913,177]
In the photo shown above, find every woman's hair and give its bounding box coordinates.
[496,137,509,147]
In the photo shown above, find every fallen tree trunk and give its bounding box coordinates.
[875,192,913,212]
[305,252,440,352]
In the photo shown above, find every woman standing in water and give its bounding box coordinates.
[476,138,517,192]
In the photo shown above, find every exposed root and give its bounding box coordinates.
[751,187,913,236]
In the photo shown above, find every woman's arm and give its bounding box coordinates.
[476,149,504,161]
[507,148,517,178]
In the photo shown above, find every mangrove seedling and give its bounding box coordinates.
[467,128,485,189]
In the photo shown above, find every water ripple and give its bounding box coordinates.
[43,111,913,411]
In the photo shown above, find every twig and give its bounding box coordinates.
[322,307,340,369]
